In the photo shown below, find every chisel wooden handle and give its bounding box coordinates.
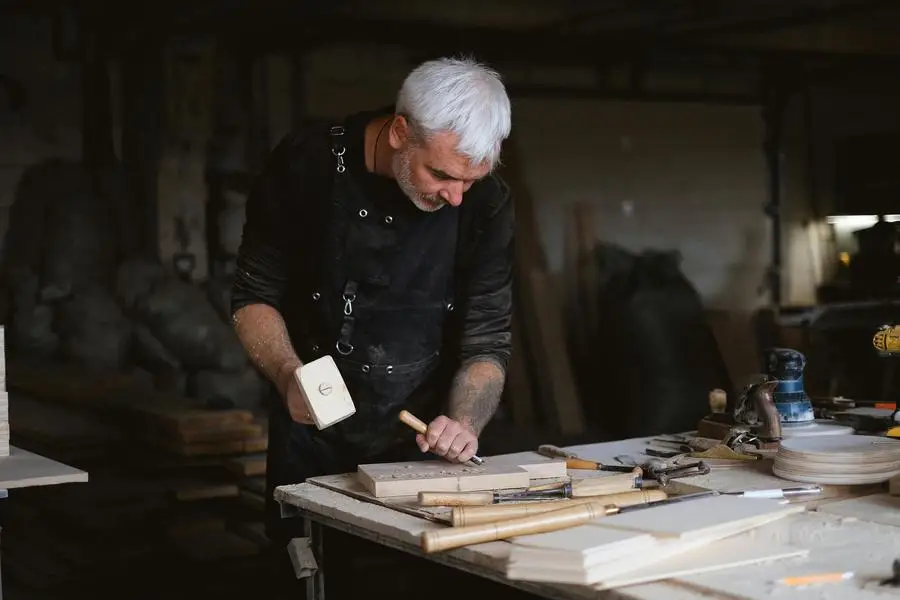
[451,489,667,527]
[566,457,603,470]
[569,468,642,497]
[537,444,575,459]
[398,410,485,466]
[422,500,616,553]
[538,444,625,471]
[539,444,600,469]
[399,410,429,434]
[418,491,494,506]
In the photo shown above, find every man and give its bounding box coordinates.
[230,56,515,541]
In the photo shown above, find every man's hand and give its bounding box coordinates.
[416,415,479,463]
[277,364,315,426]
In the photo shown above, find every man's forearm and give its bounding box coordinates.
[233,304,301,396]
[447,359,506,436]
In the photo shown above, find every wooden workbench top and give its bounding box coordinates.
[276,437,900,600]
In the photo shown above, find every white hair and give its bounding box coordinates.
[396,57,511,168]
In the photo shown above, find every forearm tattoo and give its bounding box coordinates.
[447,359,506,435]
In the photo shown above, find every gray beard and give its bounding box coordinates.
[393,149,446,213]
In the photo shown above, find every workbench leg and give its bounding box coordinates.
[304,518,324,600]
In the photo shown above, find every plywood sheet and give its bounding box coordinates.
[309,473,452,523]
[816,493,900,528]
[590,495,804,540]
[357,460,531,497]
[509,526,655,572]
[595,537,808,590]
[0,445,88,489]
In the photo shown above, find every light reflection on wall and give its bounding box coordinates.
[826,214,900,255]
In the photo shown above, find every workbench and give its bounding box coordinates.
[275,436,900,600]
[0,445,88,598]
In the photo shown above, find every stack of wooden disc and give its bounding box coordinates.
[773,435,900,485]
[780,420,854,438]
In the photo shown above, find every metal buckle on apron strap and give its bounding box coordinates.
[335,280,359,355]
[330,125,346,173]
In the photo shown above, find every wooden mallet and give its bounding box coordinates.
[398,410,485,466]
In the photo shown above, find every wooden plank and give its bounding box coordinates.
[6,362,256,435]
[0,445,88,489]
[225,454,267,477]
[358,460,531,498]
[157,435,267,457]
[528,270,585,435]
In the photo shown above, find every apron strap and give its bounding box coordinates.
[329,125,347,173]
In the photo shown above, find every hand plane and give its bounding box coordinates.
[696,377,782,450]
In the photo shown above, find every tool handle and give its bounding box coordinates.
[451,489,667,527]
[399,410,485,466]
[422,500,614,553]
[537,444,573,459]
[418,491,494,506]
[399,410,428,435]
[566,457,600,470]
[570,469,642,497]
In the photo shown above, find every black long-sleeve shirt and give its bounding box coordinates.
[231,108,514,375]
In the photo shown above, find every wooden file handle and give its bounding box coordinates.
[418,491,494,507]
[399,410,428,434]
[451,489,667,527]
[569,468,642,497]
[422,500,616,553]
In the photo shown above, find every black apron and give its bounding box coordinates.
[265,122,459,539]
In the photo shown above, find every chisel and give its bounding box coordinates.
[421,490,720,553]
[451,489,668,526]
[418,468,644,506]
[537,444,635,472]
[399,410,484,466]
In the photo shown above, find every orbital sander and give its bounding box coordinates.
[696,346,851,447]
[763,347,815,427]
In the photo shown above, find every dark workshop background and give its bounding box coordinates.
[0,1,899,599]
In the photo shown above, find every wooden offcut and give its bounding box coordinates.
[358,460,532,498]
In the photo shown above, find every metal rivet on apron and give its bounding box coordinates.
[361,364,370,374]
[385,365,393,374]
[311,292,320,301]
[311,344,319,353]
[384,215,393,224]
[358,209,368,218]
[446,302,454,312]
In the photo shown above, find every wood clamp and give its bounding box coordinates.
[643,458,710,486]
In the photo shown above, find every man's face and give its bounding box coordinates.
[390,121,492,212]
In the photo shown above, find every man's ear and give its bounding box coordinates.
[389,115,409,150]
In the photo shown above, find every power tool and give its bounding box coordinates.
[763,347,815,426]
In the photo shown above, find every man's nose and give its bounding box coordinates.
[439,182,465,207]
